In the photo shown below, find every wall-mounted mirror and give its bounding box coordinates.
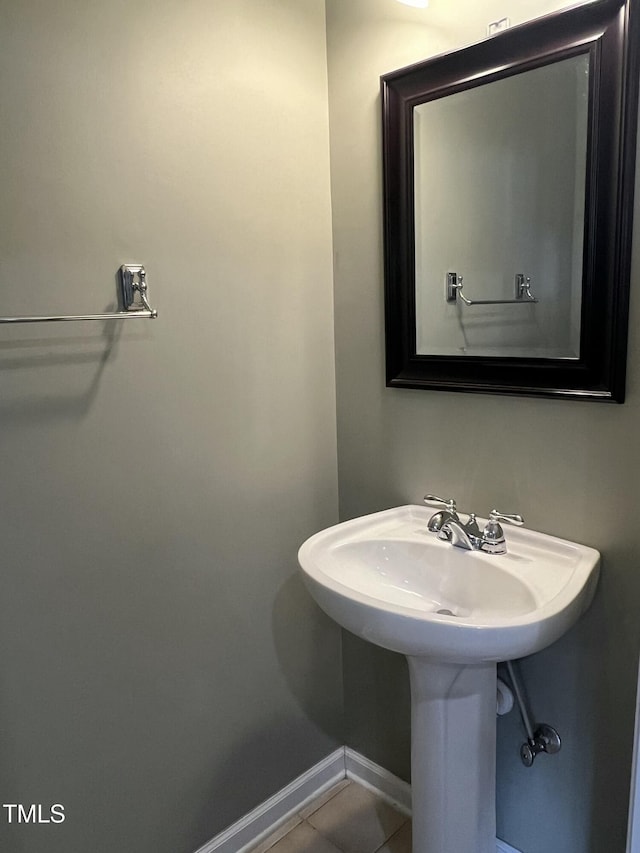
[382,0,639,402]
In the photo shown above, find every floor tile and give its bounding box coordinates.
[266,820,344,853]
[299,780,352,819]
[306,782,406,853]
[249,815,303,853]
[373,821,412,853]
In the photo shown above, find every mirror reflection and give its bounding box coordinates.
[414,53,589,359]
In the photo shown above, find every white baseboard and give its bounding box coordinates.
[194,746,523,853]
[496,841,523,853]
[344,747,412,816]
[193,748,345,853]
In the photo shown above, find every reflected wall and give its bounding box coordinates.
[414,55,588,358]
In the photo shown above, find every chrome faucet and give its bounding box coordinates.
[424,495,523,555]
[439,515,482,550]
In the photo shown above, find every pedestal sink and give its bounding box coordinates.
[297,505,600,853]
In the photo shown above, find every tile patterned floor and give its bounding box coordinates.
[248,781,411,853]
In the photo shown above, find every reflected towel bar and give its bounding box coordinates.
[446,272,538,306]
[0,264,158,324]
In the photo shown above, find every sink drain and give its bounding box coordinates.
[436,608,457,616]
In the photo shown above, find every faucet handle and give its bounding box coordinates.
[424,494,457,513]
[424,495,459,533]
[481,510,524,554]
[489,510,524,526]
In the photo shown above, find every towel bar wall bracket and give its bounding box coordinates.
[0,263,158,324]
[446,271,538,306]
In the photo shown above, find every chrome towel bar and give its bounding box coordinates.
[0,264,158,324]
[446,272,538,306]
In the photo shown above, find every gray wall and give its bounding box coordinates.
[3,2,639,852]
[325,1,640,852]
[0,2,341,852]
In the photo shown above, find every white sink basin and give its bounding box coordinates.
[298,504,600,853]
[298,504,600,664]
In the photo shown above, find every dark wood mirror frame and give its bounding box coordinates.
[382,0,639,402]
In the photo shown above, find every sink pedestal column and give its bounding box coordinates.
[407,657,497,853]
